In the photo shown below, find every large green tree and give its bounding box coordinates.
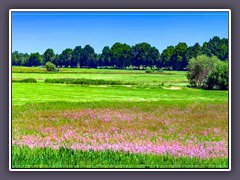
[72,46,82,67]
[25,52,43,66]
[43,48,55,64]
[186,43,202,61]
[171,42,188,70]
[202,36,228,60]
[99,46,112,67]
[132,43,160,69]
[59,48,73,67]
[81,45,97,68]
[12,51,30,66]
[111,43,132,69]
[160,46,174,69]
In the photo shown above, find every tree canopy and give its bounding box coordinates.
[12,36,228,70]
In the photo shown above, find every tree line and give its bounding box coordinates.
[12,36,228,70]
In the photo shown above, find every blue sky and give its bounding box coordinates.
[12,11,229,54]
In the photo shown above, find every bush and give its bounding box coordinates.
[145,67,153,73]
[158,68,164,73]
[45,61,57,72]
[126,65,134,70]
[45,78,136,85]
[206,60,228,90]
[12,78,37,83]
[187,55,228,90]
[187,55,218,87]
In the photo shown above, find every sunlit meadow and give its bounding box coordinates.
[11,67,229,168]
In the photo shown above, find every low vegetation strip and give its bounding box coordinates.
[44,78,136,85]
[12,145,228,168]
[12,67,176,75]
[12,78,37,83]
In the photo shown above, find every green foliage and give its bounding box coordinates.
[59,48,73,67]
[160,46,174,69]
[132,43,160,69]
[187,55,217,87]
[202,36,228,60]
[171,42,188,70]
[12,51,29,66]
[45,61,57,72]
[99,46,112,66]
[186,43,202,60]
[43,49,55,64]
[80,45,98,68]
[111,42,132,69]
[187,55,228,90]
[25,53,43,67]
[72,46,82,68]
[12,78,37,83]
[206,61,228,90]
[158,68,164,73]
[11,36,228,70]
[44,78,136,85]
[145,67,153,73]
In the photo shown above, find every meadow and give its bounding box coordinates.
[11,67,229,169]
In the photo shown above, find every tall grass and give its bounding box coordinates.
[12,145,228,169]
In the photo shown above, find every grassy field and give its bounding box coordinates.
[11,67,229,169]
[12,67,188,86]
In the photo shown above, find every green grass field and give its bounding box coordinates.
[11,67,229,169]
[12,67,188,86]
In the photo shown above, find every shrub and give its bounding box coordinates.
[12,78,37,83]
[127,65,134,70]
[45,78,136,85]
[205,60,228,90]
[187,55,228,90]
[187,55,218,87]
[158,68,164,73]
[145,67,153,73]
[45,61,57,72]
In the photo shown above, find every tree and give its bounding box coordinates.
[206,60,228,90]
[59,48,73,67]
[12,51,29,66]
[132,43,160,69]
[171,42,188,70]
[186,43,202,61]
[111,42,132,69]
[81,45,98,68]
[25,52,43,66]
[72,46,82,67]
[202,36,228,61]
[43,49,55,64]
[160,46,174,69]
[12,51,21,66]
[99,46,112,67]
[149,46,160,68]
[187,55,218,87]
[45,61,57,72]
[53,54,61,67]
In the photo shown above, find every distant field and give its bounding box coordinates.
[12,67,188,86]
[12,66,186,74]
[11,67,229,169]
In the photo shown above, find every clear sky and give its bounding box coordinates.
[12,11,229,54]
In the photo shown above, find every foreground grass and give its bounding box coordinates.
[12,145,228,169]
